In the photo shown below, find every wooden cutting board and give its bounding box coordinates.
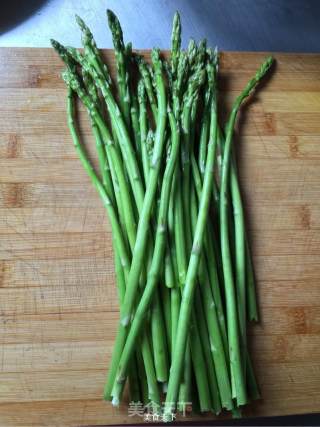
[0,48,320,426]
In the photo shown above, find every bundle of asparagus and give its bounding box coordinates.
[52,10,273,420]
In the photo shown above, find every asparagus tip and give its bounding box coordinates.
[187,38,197,66]
[172,11,181,33]
[106,8,116,22]
[173,10,180,21]
[106,8,124,50]
[252,55,274,88]
[51,39,76,71]
[151,48,162,69]
[50,38,62,51]
[265,55,274,70]
[75,14,85,29]
[188,38,196,51]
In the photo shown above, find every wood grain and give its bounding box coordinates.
[0,49,320,425]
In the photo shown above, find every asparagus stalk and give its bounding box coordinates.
[137,78,172,382]
[70,23,146,211]
[150,288,169,382]
[111,104,178,381]
[246,239,259,321]
[52,9,272,417]
[138,79,150,184]
[120,48,167,324]
[194,284,221,414]
[170,12,181,77]
[190,156,233,409]
[160,283,172,356]
[130,92,142,158]
[64,77,131,279]
[107,9,131,128]
[164,53,219,418]
[137,56,158,122]
[67,79,146,403]
[181,63,205,249]
[106,49,170,394]
[219,56,273,406]
[191,147,229,353]
[230,160,247,377]
[55,43,163,405]
[173,167,187,285]
[82,70,115,201]
[63,45,163,335]
[75,15,112,85]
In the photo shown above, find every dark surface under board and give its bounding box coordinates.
[1,0,320,52]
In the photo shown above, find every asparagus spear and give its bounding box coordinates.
[160,283,172,356]
[75,14,112,85]
[111,105,179,402]
[120,48,167,325]
[63,52,163,392]
[130,93,142,159]
[64,75,131,280]
[138,79,150,184]
[138,78,172,381]
[96,49,170,395]
[137,56,158,122]
[190,153,233,409]
[56,43,163,405]
[219,56,273,406]
[52,9,272,417]
[107,9,131,128]
[164,52,219,419]
[71,21,146,211]
[246,240,259,321]
[170,12,181,78]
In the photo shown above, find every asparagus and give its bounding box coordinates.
[170,12,181,77]
[62,48,167,379]
[53,9,274,420]
[219,56,273,406]
[137,56,158,121]
[64,74,131,280]
[71,23,146,211]
[173,167,187,284]
[194,285,221,414]
[120,48,167,325]
[246,240,259,321]
[111,105,179,395]
[130,93,141,157]
[103,49,170,395]
[138,79,150,184]
[75,15,112,85]
[55,42,163,406]
[164,52,219,418]
[230,159,247,377]
[137,78,172,382]
[191,131,229,355]
[151,288,169,382]
[107,9,131,127]
[160,284,172,356]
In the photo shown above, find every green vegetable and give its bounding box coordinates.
[219,56,273,406]
[52,9,273,421]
